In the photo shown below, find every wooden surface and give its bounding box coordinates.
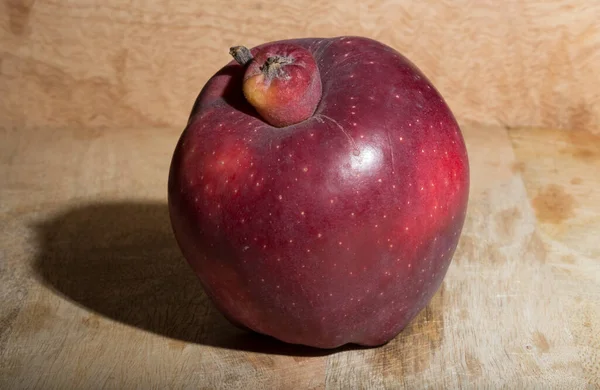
[1,1,599,132]
[1,124,599,388]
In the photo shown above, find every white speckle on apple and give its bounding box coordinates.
[352,122,357,126]
[289,239,293,243]
[300,211,305,216]
[351,111,356,115]
[338,241,343,245]
[351,212,355,216]
[379,292,384,296]
[378,178,382,182]
[395,95,400,99]
[389,244,393,248]
[278,195,283,200]
[350,74,355,78]
[302,167,308,172]
[329,293,333,296]
[405,226,409,231]
[408,263,412,268]
[306,249,311,253]
[330,199,334,204]
[368,61,375,64]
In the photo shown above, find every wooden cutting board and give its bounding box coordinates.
[1,124,598,388]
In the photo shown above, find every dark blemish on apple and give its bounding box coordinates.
[532,184,576,224]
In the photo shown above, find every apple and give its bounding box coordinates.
[168,36,469,349]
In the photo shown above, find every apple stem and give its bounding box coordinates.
[230,46,253,66]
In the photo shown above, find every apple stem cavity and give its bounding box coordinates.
[229,44,322,128]
[260,56,294,80]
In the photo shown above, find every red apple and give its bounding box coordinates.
[168,36,469,349]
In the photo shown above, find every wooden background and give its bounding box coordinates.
[2,0,599,132]
[1,0,599,388]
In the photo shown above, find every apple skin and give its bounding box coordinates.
[168,36,469,349]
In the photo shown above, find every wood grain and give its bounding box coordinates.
[1,0,599,132]
[1,124,598,388]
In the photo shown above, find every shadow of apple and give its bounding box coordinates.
[32,200,365,356]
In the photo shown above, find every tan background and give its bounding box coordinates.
[2,1,600,389]
[2,0,599,132]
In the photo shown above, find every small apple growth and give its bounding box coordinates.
[230,44,322,128]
